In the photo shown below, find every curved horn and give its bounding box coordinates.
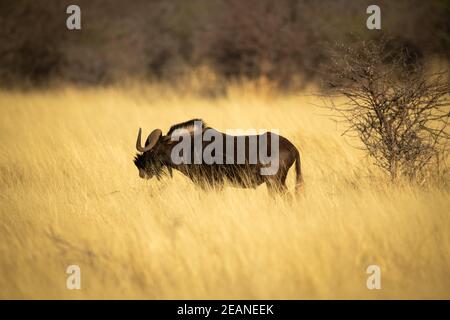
[136,128,162,152]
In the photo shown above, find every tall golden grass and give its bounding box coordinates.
[0,82,449,299]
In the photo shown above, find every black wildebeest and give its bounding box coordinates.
[134,119,303,195]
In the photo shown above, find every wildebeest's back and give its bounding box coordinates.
[177,129,294,188]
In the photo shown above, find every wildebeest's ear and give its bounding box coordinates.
[137,128,162,152]
[145,129,162,147]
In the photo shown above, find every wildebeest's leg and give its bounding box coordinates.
[278,176,293,202]
[266,171,289,198]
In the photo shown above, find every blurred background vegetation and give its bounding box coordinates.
[0,0,448,90]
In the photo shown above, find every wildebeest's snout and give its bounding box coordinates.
[139,169,151,179]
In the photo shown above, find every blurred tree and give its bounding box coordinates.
[0,0,448,88]
[0,0,66,87]
[323,39,449,181]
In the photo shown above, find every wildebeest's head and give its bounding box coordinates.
[134,128,172,180]
[134,119,205,180]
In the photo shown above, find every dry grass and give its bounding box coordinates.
[0,83,449,299]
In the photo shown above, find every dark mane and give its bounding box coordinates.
[134,153,170,179]
[167,118,207,135]
[133,153,143,165]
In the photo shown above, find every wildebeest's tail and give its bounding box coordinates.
[294,148,303,193]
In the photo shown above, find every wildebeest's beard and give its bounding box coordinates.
[134,152,169,180]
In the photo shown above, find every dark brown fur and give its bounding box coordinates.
[134,119,302,195]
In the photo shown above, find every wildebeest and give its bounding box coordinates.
[134,119,302,195]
